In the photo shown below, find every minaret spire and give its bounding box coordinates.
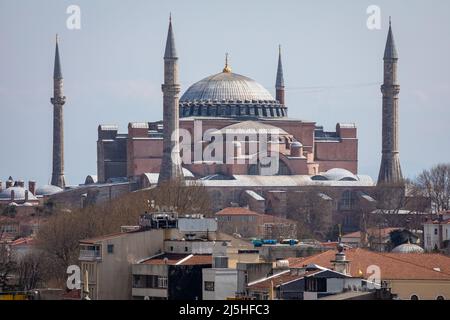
[384,18,398,60]
[51,34,67,188]
[164,14,177,59]
[275,45,285,105]
[54,34,63,79]
[378,19,403,185]
[158,16,184,185]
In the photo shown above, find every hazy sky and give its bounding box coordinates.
[1,0,449,186]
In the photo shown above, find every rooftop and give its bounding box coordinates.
[287,248,450,281]
[342,228,401,240]
[140,253,212,266]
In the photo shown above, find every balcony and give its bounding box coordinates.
[79,246,102,261]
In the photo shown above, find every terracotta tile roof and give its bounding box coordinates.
[287,248,450,281]
[426,219,450,225]
[216,207,261,216]
[342,228,400,239]
[381,253,450,275]
[179,254,213,266]
[10,237,34,246]
[320,242,340,248]
[141,253,212,266]
[248,270,321,291]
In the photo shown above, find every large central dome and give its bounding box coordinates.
[181,72,275,102]
[179,64,287,119]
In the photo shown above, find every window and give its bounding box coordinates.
[339,190,355,210]
[306,278,327,293]
[133,275,167,289]
[435,228,438,235]
[107,244,114,254]
[157,276,168,289]
[170,246,174,252]
[204,281,215,292]
[184,246,188,252]
[436,296,445,300]
[411,295,419,300]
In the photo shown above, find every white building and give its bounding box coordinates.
[202,268,238,300]
[423,212,450,252]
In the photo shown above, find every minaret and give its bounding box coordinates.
[51,35,66,188]
[158,16,184,185]
[377,19,403,185]
[275,45,285,105]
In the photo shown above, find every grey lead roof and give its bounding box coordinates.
[164,18,177,59]
[384,21,398,60]
[181,72,275,102]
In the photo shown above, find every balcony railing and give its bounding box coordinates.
[79,249,101,261]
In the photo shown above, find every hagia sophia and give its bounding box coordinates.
[0,18,406,233]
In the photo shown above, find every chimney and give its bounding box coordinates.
[0,180,2,192]
[11,190,15,202]
[331,244,350,275]
[6,179,13,189]
[28,181,36,195]
[25,190,29,202]
[18,180,25,188]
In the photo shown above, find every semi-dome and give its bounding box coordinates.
[35,185,63,196]
[391,243,424,254]
[179,63,287,119]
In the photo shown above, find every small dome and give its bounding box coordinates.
[391,243,424,254]
[312,168,359,181]
[35,185,63,196]
[291,141,303,148]
[0,187,38,201]
[22,202,34,207]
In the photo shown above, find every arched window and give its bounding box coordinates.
[247,160,291,176]
[339,190,355,210]
[410,295,419,301]
[436,296,445,300]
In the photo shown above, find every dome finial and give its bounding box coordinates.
[223,52,232,73]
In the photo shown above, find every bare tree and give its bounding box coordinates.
[146,178,212,216]
[16,252,44,291]
[286,188,335,241]
[36,178,212,285]
[413,163,450,213]
[0,241,16,292]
